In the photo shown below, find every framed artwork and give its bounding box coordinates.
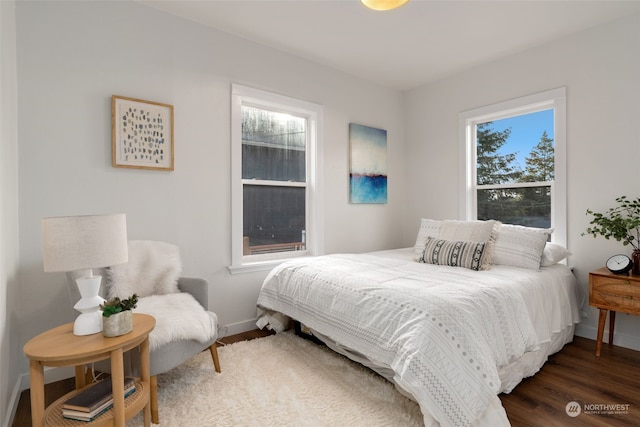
[349,123,387,204]
[112,95,174,171]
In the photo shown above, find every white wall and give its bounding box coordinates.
[9,2,640,420]
[14,0,406,381]
[1,0,21,424]
[403,13,640,349]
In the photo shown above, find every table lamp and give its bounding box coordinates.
[41,214,128,335]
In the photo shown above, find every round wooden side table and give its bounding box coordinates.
[24,313,155,427]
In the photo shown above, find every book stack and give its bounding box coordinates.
[62,377,136,422]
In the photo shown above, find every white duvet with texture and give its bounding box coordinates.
[257,250,580,427]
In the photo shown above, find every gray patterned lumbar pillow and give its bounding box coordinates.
[419,237,487,271]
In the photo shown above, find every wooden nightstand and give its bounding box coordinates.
[589,268,640,356]
[23,313,155,427]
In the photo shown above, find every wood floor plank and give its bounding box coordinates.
[501,336,640,426]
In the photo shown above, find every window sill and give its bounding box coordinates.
[227,259,287,275]
[228,250,314,275]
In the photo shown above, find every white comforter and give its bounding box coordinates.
[257,250,580,427]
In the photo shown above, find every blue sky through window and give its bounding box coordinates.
[483,109,554,170]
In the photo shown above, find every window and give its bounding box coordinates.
[230,85,323,273]
[459,88,567,246]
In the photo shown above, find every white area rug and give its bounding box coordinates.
[130,331,423,426]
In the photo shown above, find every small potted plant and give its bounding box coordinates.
[583,196,640,274]
[100,294,138,337]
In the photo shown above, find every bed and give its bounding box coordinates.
[256,220,582,427]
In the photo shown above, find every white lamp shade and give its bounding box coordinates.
[41,214,128,272]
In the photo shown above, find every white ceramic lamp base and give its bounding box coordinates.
[73,275,106,336]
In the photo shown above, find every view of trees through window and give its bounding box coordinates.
[476,109,554,228]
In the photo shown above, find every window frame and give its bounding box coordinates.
[458,87,567,247]
[229,84,324,274]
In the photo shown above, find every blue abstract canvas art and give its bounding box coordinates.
[349,123,387,204]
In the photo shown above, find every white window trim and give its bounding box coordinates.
[458,87,567,247]
[229,84,324,274]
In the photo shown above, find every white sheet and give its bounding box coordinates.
[257,248,581,427]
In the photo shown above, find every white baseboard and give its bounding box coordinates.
[3,377,21,427]
[5,366,75,427]
[16,320,259,390]
[18,365,75,392]
[220,318,259,338]
[574,323,640,352]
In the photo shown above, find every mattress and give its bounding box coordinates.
[256,248,581,427]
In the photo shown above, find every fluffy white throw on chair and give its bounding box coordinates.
[107,240,216,350]
[107,240,182,299]
[135,293,217,350]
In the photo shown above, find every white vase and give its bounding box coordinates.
[102,310,133,337]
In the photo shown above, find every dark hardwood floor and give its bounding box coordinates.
[500,336,640,426]
[12,331,640,426]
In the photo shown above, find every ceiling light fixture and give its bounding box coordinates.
[361,0,409,11]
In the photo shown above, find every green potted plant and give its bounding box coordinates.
[100,294,138,337]
[583,196,640,274]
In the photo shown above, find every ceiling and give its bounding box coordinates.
[141,0,640,91]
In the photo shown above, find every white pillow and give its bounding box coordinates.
[541,242,571,267]
[438,219,500,268]
[413,218,442,260]
[107,240,182,299]
[438,219,499,242]
[493,224,552,270]
[420,237,489,271]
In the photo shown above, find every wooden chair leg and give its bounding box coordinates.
[209,343,221,373]
[150,375,159,424]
